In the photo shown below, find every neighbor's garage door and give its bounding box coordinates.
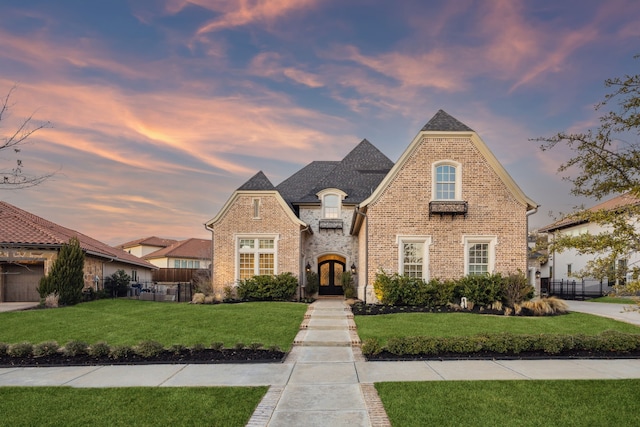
[3,263,44,302]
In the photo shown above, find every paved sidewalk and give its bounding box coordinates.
[2,298,640,426]
[564,300,640,326]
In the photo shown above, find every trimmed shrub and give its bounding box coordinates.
[0,342,9,356]
[8,342,33,358]
[110,345,134,359]
[33,341,60,357]
[63,340,89,357]
[233,342,246,350]
[306,271,319,297]
[361,338,383,355]
[135,340,164,358]
[170,344,187,354]
[190,343,205,352]
[210,341,224,351]
[88,341,111,358]
[236,272,298,301]
[458,274,504,308]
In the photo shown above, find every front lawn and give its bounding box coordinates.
[0,299,307,350]
[376,380,640,426]
[0,386,266,427]
[355,311,640,344]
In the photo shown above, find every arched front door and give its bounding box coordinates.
[318,254,346,296]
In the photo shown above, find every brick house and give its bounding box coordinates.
[0,202,157,302]
[205,110,538,301]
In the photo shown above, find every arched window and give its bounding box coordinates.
[317,189,347,219]
[433,161,462,200]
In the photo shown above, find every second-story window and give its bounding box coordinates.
[435,164,456,200]
[323,194,339,218]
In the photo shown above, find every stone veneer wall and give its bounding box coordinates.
[365,135,528,285]
[211,193,301,299]
[299,206,358,274]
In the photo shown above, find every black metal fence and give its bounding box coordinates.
[540,278,613,300]
[127,281,193,303]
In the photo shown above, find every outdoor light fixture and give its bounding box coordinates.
[535,270,541,279]
[305,262,311,273]
[351,263,357,274]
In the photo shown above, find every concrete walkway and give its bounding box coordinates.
[564,300,640,326]
[2,298,640,426]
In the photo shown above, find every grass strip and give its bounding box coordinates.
[0,299,307,350]
[376,380,640,427]
[0,386,267,427]
[588,296,638,304]
[355,311,640,344]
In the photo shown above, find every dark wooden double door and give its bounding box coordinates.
[318,256,345,296]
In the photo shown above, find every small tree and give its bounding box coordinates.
[104,269,131,298]
[37,237,85,306]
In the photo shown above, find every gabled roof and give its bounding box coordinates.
[0,202,157,269]
[280,139,394,205]
[358,109,538,211]
[144,238,212,260]
[118,236,178,250]
[276,161,340,204]
[421,109,474,132]
[539,192,640,233]
[237,171,275,191]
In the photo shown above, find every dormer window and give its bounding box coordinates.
[323,194,339,218]
[317,188,347,219]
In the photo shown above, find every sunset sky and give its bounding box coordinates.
[1,0,638,245]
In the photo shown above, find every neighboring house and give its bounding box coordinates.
[206,110,538,301]
[119,236,179,258]
[143,238,212,270]
[538,192,640,284]
[0,202,157,302]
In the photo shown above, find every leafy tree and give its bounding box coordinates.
[1,85,53,190]
[536,56,640,280]
[37,237,85,305]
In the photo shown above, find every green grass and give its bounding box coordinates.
[376,380,640,426]
[589,296,638,304]
[355,312,640,344]
[0,299,307,350]
[0,386,266,427]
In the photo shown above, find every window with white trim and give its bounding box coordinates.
[433,161,462,200]
[238,237,276,280]
[397,236,431,280]
[317,188,347,219]
[463,236,497,276]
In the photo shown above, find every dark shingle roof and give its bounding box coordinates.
[421,109,474,132]
[279,139,394,205]
[237,171,275,191]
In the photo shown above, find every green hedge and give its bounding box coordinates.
[373,271,534,308]
[360,331,640,356]
[236,272,298,301]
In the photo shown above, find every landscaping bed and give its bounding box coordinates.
[0,347,285,368]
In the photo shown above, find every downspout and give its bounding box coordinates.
[354,207,368,304]
[299,225,311,301]
[526,205,539,293]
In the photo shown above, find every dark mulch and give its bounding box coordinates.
[0,348,285,368]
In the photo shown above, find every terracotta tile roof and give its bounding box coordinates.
[144,238,211,260]
[0,201,157,269]
[118,236,178,249]
[539,192,640,232]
